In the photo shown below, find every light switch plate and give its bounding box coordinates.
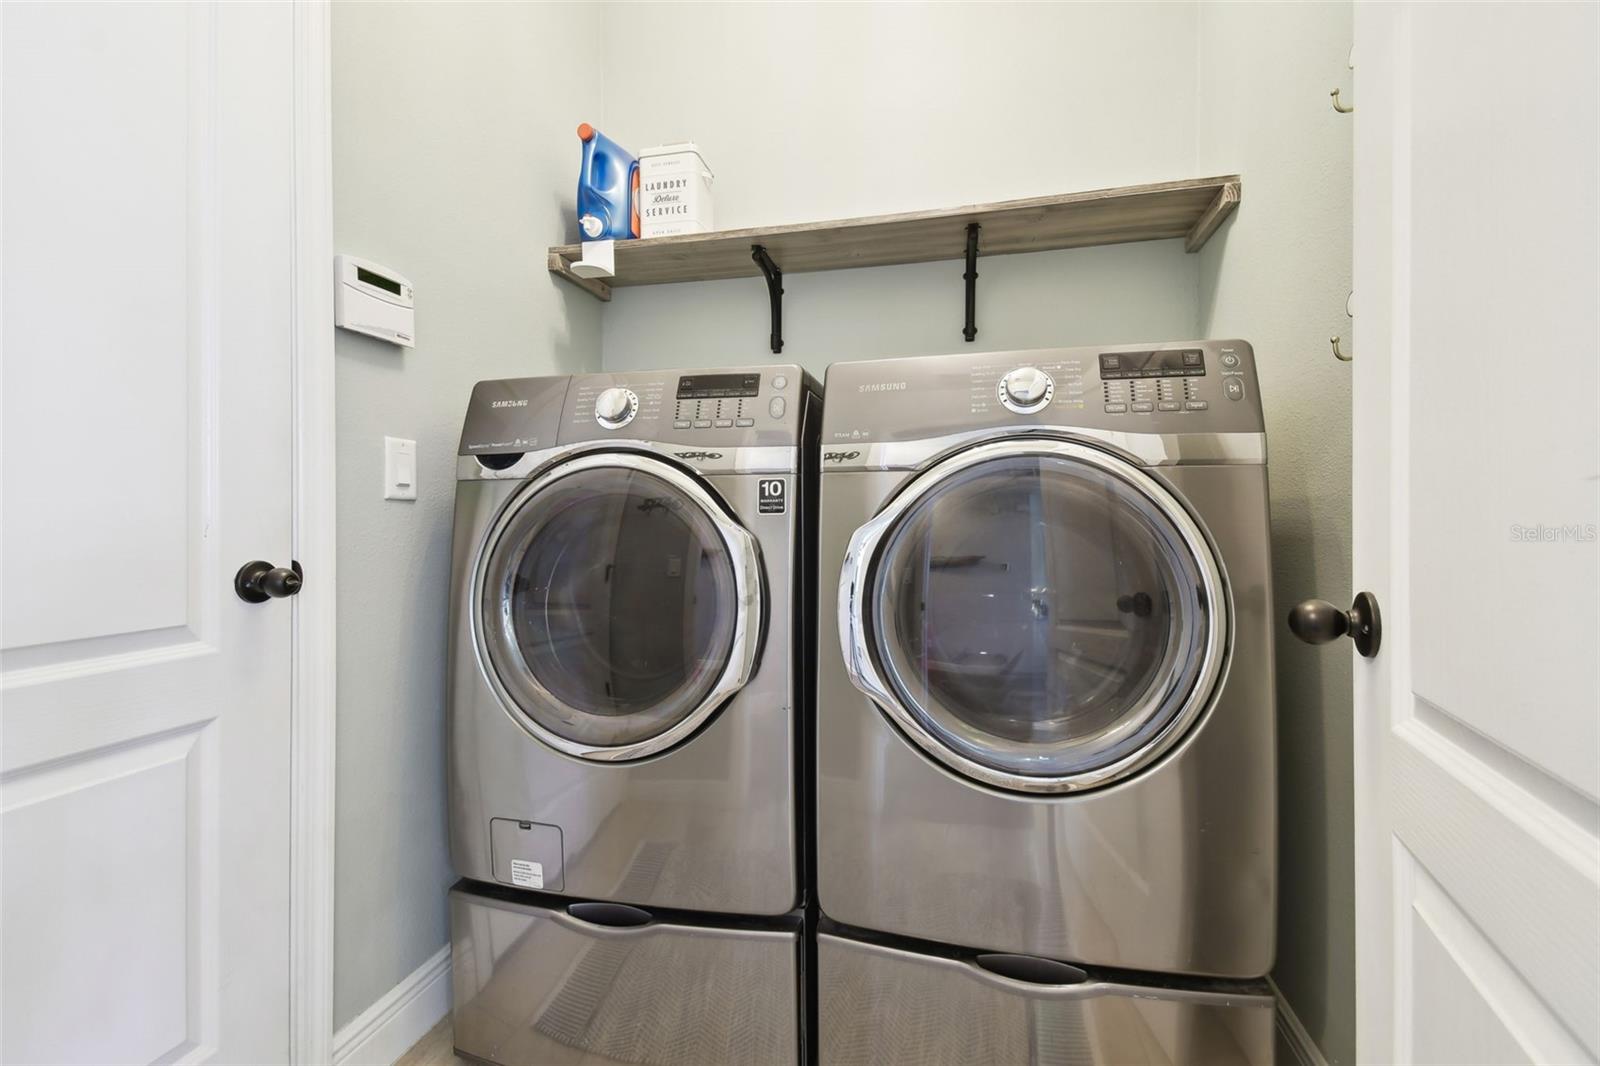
[384,436,417,501]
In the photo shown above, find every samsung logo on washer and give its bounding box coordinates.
[857,381,908,393]
[489,399,528,409]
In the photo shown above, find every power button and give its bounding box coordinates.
[768,396,786,419]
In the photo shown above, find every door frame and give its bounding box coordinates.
[288,3,338,1062]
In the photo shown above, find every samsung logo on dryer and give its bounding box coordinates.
[489,399,528,408]
[857,382,908,393]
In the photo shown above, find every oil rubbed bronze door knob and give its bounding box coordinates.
[235,560,304,603]
[1288,591,1381,658]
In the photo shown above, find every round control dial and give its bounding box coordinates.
[593,387,639,429]
[998,366,1054,414]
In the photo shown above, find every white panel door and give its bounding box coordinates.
[2,3,297,1062]
[1352,3,1599,1064]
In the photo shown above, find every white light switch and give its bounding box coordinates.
[384,437,417,501]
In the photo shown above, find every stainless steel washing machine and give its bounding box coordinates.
[448,366,819,914]
[446,365,819,1066]
[815,341,1275,1063]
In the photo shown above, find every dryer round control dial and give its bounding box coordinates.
[594,387,638,429]
[998,366,1054,414]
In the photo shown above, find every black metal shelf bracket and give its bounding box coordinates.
[752,244,784,354]
[962,223,980,342]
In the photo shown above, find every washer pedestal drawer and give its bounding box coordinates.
[449,884,800,1066]
[818,931,1273,1066]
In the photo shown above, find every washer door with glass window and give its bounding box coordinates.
[476,452,762,763]
[839,438,1227,794]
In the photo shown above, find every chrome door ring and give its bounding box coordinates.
[474,450,762,762]
[837,436,1228,794]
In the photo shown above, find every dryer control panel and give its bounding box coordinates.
[822,340,1263,446]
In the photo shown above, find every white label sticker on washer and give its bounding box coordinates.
[509,859,543,889]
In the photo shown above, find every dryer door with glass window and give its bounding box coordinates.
[839,438,1227,794]
[476,452,761,762]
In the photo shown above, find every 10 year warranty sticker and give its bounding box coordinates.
[758,479,787,515]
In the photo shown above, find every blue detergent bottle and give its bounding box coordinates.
[576,123,638,241]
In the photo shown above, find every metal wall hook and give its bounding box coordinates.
[1332,45,1355,113]
[1330,334,1352,362]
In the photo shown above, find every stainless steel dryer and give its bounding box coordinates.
[815,342,1275,1064]
[448,366,819,914]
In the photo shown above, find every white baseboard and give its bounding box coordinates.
[1268,976,1331,1066]
[332,945,452,1066]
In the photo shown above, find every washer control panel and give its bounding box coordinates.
[562,364,812,447]
[998,366,1054,414]
[671,372,764,430]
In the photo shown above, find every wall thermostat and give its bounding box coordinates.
[335,255,414,348]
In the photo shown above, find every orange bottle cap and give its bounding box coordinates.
[577,123,595,142]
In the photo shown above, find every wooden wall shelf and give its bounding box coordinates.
[548,175,1240,302]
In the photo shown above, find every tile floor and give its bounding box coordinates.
[396,1018,467,1066]
[402,1007,1300,1064]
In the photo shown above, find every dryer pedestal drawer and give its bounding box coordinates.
[818,931,1273,1066]
[450,886,800,1066]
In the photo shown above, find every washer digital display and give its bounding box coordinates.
[1099,350,1205,379]
[677,374,761,399]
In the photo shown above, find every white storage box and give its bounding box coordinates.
[638,142,714,238]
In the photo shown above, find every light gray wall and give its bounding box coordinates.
[598,1,1204,375]
[1194,5,1355,1063]
[601,243,1201,377]
[330,1,603,1030]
